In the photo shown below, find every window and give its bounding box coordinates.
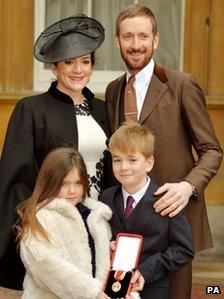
[34,0,185,93]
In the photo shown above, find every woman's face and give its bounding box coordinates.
[52,54,93,98]
[58,166,84,205]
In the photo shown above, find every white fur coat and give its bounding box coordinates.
[20,197,112,299]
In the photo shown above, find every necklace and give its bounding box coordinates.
[111,270,126,292]
[73,98,90,116]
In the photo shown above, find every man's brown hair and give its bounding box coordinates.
[116,4,157,36]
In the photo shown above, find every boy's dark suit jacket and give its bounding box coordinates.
[100,179,195,299]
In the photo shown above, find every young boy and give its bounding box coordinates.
[100,122,195,299]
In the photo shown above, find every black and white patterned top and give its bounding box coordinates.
[74,100,107,200]
[74,99,90,116]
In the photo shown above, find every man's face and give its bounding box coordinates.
[115,16,159,74]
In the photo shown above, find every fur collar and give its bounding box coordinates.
[41,197,112,221]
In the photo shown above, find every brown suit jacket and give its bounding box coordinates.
[105,63,223,251]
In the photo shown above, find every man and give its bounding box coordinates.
[105,4,223,299]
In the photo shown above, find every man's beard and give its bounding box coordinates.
[120,48,153,73]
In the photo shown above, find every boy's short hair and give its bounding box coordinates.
[109,122,155,158]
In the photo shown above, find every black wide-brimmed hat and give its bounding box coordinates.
[34,14,105,63]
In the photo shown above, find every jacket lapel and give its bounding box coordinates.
[110,63,169,127]
[128,180,159,232]
[113,75,126,131]
[111,187,125,232]
[139,63,168,124]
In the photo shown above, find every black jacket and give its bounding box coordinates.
[0,82,111,289]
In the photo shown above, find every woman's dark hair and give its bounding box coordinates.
[53,52,95,66]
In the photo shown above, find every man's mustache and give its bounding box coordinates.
[127,49,145,54]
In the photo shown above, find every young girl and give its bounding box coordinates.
[16,147,112,299]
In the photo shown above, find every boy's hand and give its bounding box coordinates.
[130,269,145,292]
[153,181,192,217]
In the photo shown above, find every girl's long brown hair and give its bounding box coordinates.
[16,147,89,243]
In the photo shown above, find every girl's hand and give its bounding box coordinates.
[109,240,116,263]
[110,240,116,252]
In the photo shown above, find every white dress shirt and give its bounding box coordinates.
[122,176,151,210]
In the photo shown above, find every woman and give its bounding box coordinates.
[0,15,112,292]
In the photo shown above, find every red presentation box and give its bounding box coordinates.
[104,233,143,298]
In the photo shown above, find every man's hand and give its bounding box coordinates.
[130,269,145,292]
[153,181,193,217]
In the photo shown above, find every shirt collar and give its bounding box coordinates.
[126,59,154,88]
[122,176,151,205]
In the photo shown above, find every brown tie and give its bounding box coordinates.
[124,75,138,122]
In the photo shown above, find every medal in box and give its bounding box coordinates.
[104,233,143,298]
